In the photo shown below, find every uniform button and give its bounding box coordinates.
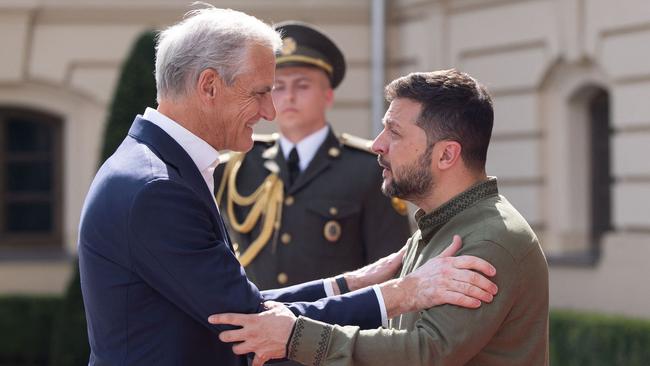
[285,196,295,206]
[328,147,340,157]
[233,243,239,251]
[281,233,291,245]
[329,207,338,216]
[277,272,288,285]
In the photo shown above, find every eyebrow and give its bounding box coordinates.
[383,119,401,130]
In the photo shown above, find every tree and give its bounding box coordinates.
[49,30,158,366]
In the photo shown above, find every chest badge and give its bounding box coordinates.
[323,220,342,242]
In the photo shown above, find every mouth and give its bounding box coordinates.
[377,156,391,171]
[281,107,299,114]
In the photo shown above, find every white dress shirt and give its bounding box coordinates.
[142,108,220,204]
[278,125,329,171]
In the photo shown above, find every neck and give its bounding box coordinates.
[158,98,219,148]
[279,120,326,144]
[415,168,488,213]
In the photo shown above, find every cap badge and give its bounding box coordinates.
[281,37,297,56]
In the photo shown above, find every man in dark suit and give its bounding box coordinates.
[215,22,411,290]
[78,6,498,366]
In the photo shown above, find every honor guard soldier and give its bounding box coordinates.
[215,21,411,290]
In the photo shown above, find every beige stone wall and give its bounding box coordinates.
[1,0,649,318]
[391,0,650,318]
[0,0,374,293]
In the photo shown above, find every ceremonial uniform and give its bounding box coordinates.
[214,21,411,290]
[215,130,411,289]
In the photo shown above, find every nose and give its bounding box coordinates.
[260,94,276,121]
[371,129,387,155]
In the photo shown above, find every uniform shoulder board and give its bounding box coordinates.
[253,133,279,144]
[339,133,375,154]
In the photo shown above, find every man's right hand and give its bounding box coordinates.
[380,235,498,318]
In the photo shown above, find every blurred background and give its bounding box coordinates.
[0,0,649,365]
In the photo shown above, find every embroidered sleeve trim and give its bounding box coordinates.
[313,324,333,366]
[288,316,305,360]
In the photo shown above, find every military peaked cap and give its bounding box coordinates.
[274,21,346,89]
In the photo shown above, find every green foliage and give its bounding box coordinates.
[0,296,61,366]
[48,30,158,366]
[2,293,650,366]
[100,30,158,164]
[550,310,650,365]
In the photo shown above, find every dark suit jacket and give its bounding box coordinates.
[78,117,381,366]
[215,128,411,289]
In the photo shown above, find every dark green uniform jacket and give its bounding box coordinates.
[287,178,549,366]
[215,128,411,289]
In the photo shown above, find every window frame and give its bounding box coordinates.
[0,107,63,249]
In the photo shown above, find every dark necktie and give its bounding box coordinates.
[287,147,300,185]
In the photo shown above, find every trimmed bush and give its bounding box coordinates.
[2,294,650,365]
[0,296,61,366]
[48,30,158,366]
[99,30,158,164]
[550,310,650,365]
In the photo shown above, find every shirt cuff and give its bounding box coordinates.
[372,284,389,328]
[323,278,335,297]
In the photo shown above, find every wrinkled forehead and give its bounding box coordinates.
[384,98,422,126]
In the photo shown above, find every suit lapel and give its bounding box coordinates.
[128,117,233,250]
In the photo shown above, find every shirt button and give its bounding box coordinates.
[329,207,338,216]
[277,272,288,285]
[285,196,295,206]
[281,233,291,245]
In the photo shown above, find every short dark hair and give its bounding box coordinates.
[385,69,494,171]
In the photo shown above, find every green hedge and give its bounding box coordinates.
[550,310,650,365]
[0,296,61,366]
[2,295,650,365]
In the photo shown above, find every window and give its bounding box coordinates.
[0,108,62,248]
[588,90,612,255]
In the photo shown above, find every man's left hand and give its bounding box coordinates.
[208,301,296,366]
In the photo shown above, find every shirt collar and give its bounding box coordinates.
[279,125,329,171]
[142,107,220,174]
[415,177,499,243]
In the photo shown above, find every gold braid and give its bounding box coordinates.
[215,152,284,267]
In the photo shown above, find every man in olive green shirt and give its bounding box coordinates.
[211,69,549,365]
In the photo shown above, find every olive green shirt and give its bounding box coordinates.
[287,178,549,366]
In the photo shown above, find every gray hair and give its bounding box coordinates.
[155,5,282,101]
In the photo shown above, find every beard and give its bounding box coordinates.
[378,147,434,201]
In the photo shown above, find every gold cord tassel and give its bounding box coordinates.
[215,152,284,267]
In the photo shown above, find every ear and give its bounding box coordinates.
[196,68,222,101]
[324,88,334,108]
[436,141,462,171]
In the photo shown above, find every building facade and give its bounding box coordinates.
[0,0,648,318]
